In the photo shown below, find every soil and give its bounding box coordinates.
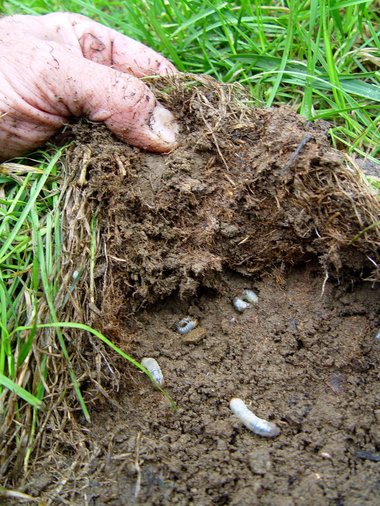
[4,77,380,505]
[25,267,380,505]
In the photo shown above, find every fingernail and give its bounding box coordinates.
[149,103,178,147]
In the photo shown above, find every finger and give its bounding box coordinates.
[72,13,178,77]
[41,42,178,152]
[32,12,178,78]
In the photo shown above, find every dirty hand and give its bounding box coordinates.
[0,12,178,161]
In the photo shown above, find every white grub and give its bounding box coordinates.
[141,357,164,386]
[375,330,380,340]
[232,297,250,312]
[176,317,198,335]
[242,289,259,304]
[230,398,281,438]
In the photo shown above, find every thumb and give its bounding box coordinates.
[45,43,178,152]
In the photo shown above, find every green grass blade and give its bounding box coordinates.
[0,372,42,407]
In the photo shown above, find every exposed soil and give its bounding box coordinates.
[3,76,379,505]
[24,267,380,505]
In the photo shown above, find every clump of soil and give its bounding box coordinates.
[2,75,379,505]
[65,75,379,334]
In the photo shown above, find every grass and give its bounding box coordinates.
[0,0,379,480]
[0,152,62,476]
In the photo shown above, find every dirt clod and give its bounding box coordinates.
[181,326,207,344]
[66,77,379,332]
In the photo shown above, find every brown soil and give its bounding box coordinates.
[3,76,380,505]
[67,76,379,333]
[24,267,380,505]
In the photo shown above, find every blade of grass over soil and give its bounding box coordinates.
[12,321,176,408]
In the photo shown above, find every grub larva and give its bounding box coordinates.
[230,398,281,438]
[141,357,164,386]
[176,317,198,335]
[232,297,250,312]
[242,289,259,304]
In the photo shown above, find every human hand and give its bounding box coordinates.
[0,12,178,161]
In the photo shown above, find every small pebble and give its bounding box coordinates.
[356,450,380,462]
[181,326,207,344]
[328,373,345,394]
[248,448,272,475]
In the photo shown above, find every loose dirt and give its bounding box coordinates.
[25,267,380,505]
[4,76,380,505]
